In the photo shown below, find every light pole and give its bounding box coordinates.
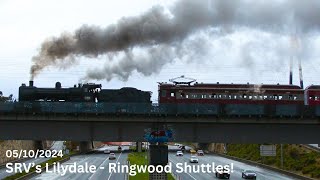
[280,144,283,169]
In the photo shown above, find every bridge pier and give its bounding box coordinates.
[198,143,209,150]
[136,142,142,152]
[34,141,43,150]
[148,144,168,180]
[79,141,92,153]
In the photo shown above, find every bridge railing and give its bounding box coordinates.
[0,102,319,117]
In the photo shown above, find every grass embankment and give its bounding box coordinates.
[4,151,77,180]
[226,144,320,179]
[128,152,174,180]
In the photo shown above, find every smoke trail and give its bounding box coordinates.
[30,0,320,80]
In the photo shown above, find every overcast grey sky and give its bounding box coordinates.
[1,0,320,101]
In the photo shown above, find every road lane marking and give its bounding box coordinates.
[107,152,122,180]
[88,155,110,180]
[169,159,197,180]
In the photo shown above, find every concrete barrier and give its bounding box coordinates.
[301,144,320,153]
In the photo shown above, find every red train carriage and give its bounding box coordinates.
[159,82,304,105]
[158,76,305,116]
[305,85,320,105]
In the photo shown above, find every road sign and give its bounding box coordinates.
[260,145,276,156]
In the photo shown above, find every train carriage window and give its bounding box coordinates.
[309,96,315,100]
[279,95,283,100]
[243,94,247,99]
[186,94,189,98]
[273,95,278,100]
[161,90,166,97]
[181,93,185,98]
[288,95,293,100]
[170,92,175,97]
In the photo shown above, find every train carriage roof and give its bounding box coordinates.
[158,82,303,94]
[159,82,302,89]
[305,85,320,90]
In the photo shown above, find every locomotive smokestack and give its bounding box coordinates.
[55,82,62,89]
[29,80,34,87]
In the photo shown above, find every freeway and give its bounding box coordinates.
[50,141,65,151]
[31,145,129,180]
[169,152,297,180]
[0,141,64,179]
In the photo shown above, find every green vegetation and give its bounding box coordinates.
[127,152,174,180]
[129,146,147,152]
[226,144,320,179]
[128,152,149,180]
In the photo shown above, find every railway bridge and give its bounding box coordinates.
[0,113,319,148]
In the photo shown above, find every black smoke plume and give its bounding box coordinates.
[30,0,320,81]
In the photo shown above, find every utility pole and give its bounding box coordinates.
[280,144,283,169]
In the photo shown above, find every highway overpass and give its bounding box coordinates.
[0,114,319,144]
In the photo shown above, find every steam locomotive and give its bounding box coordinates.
[19,81,151,103]
[8,80,152,114]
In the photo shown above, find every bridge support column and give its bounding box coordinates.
[34,141,43,150]
[79,141,92,153]
[148,144,168,180]
[198,143,209,150]
[136,142,142,152]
